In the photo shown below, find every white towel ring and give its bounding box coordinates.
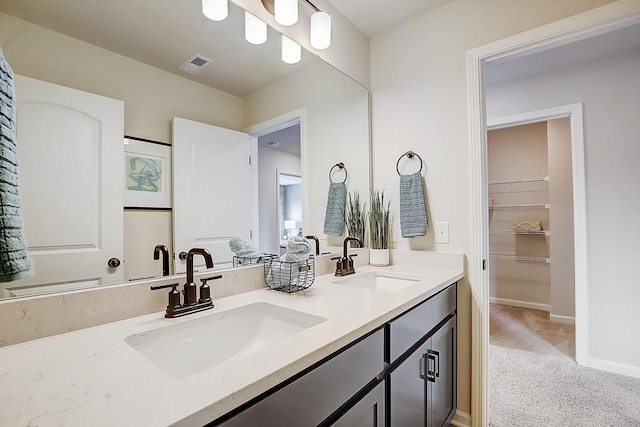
[329,162,348,183]
[396,151,423,175]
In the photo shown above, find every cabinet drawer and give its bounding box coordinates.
[388,284,456,363]
[216,328,384,426]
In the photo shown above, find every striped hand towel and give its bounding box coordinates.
[323,182,346,236]
[0,48,33,282]
[399,171,428,238]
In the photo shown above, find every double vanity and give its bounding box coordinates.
[0,253,463,426]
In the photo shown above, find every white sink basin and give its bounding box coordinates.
[332,271,422,292]
[125,302,326,378]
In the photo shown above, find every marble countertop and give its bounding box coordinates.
[0,264,462,427]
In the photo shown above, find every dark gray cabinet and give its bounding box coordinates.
[332,383,385,427]
[389,316,456,427]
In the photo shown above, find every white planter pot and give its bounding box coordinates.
[369,248,390,267]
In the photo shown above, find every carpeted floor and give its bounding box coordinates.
[489,304,640,426]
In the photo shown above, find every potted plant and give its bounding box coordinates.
[345,191,367,247]
[369,189,391,266]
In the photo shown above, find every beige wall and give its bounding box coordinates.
[369,0,616,415]
[547,118,575,321]
[0,12,244,281]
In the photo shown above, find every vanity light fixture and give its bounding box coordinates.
[310,11,331,49]
[281,34,301,64]
[202,0,228,21]
[262,0,332,50]
[274,0,298,26]
[245,11,267,44]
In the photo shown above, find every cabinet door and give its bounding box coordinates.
[389,339,430,427]
[331,382,384,427]
[427,317,457,427]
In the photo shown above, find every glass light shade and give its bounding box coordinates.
[202,0,228,21]
[245,11,267,45]
[310,11,331,50]
[274,0,298,26]
[281,35,301,64]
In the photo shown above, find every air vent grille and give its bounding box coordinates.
[178,54,212,74]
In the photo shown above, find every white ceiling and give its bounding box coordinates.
[258,123,301,155]
[485,23,640,87]
[328,0,454,37]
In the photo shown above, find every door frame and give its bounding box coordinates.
[466,2,640,425]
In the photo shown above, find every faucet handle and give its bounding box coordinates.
[199,274,222,304]
[150,283,181,310]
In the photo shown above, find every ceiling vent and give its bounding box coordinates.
[178,54,212,74]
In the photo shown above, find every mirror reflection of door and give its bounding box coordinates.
[257,123,301,255]
[277,173,302,256]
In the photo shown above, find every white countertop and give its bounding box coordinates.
[0,265,462,427]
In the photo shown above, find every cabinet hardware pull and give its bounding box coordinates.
[426,351,437,382]
[419,353,427,380]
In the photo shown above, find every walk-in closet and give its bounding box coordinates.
[488,118,575,326]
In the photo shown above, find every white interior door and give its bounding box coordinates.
[5,75,125,297]
[173,117,253,273]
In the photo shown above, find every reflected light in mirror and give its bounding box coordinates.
[202,0,228,21]
[310,11,331,50]
[245,11,267,45]
[274,0,298,26]
[281,35,301,64]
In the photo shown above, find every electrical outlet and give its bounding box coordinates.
[434,222,449,244]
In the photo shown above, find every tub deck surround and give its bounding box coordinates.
[0,256,463,427]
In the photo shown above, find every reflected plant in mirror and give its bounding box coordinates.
[345,191,367,248]
[0,0,371,300]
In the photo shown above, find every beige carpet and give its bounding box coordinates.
[489,304,640,426]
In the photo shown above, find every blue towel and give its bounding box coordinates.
[323,182,346,236]
[399,172,428,238]
[0,48,33,282]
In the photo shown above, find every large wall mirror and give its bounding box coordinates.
[0,0,370,299]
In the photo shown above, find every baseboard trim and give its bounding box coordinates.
[490,297,550,312]
[588,357,640,380]
[451,409,471,427]
[549,314,575,325]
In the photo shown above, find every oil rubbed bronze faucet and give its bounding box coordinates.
[305,235,320,256]
[153,244,170,276]
[332,237,363,276]
[151,247,219,318]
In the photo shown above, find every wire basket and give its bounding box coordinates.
[233,253,277,267]
[263,256,315,293]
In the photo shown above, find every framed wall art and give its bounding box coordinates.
[123,137,172,209]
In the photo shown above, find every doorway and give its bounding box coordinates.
[468,7,640,425]
[256,122,302,255]
[277,172,302,256]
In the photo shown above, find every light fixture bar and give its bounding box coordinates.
[302,0,320,12]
